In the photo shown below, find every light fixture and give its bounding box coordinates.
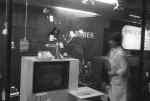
[95,0,118,5]
[20,0,29,52]
[82,0,96,5]
[81,0,119,10]
[54,6,100,18]
[96,0,119,10]
[82,0,89,4]
[95,0,119,10]
[2,22,8,35]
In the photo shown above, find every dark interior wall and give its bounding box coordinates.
[0,3,107,88]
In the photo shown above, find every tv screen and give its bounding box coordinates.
[33,61,69,93]
[122,25,150,50]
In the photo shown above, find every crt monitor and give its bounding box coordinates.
[20,56,79,101]
[33,61,69,93]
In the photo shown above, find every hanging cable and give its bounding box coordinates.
[5,0,8,20]
[24,0,28,40]
[19,0,29,52]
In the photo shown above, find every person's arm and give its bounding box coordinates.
[108,48,127,76]
[108,69,118,76]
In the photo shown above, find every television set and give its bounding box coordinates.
[122,25,150,51]
[20,56,79,101]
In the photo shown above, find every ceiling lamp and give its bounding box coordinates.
[95,0,118,4]
[82,0,119,10]
[54,6,100,18]
[82,0,96,5]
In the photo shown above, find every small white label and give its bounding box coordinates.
[20,39,29,52]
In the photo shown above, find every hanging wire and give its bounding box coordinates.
[24,0,28,40]
[2,0,8,35]
[5,0,13,99]
[5,0,8,20]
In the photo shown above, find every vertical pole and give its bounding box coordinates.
[5,0,13,100]
[139,0,146,100]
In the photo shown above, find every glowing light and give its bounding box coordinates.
[2,28,8,35]
[43,8,49,14]
[49,15,54,22]
[95,0,118,4]
[81,0,119,10]
[96,0,119,10]
[122,25,150,50]
[82,0,89,4]
[129,14,141,19]
[54,6,99,17]
[2,22,8,35]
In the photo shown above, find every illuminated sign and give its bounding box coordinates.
[74,30,96,39]
[63,30,96,44]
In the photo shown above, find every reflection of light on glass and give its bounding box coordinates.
[122,25,150,50]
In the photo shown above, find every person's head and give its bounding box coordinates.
[108,32,123,48]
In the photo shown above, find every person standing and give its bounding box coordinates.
[106,32,128,101]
